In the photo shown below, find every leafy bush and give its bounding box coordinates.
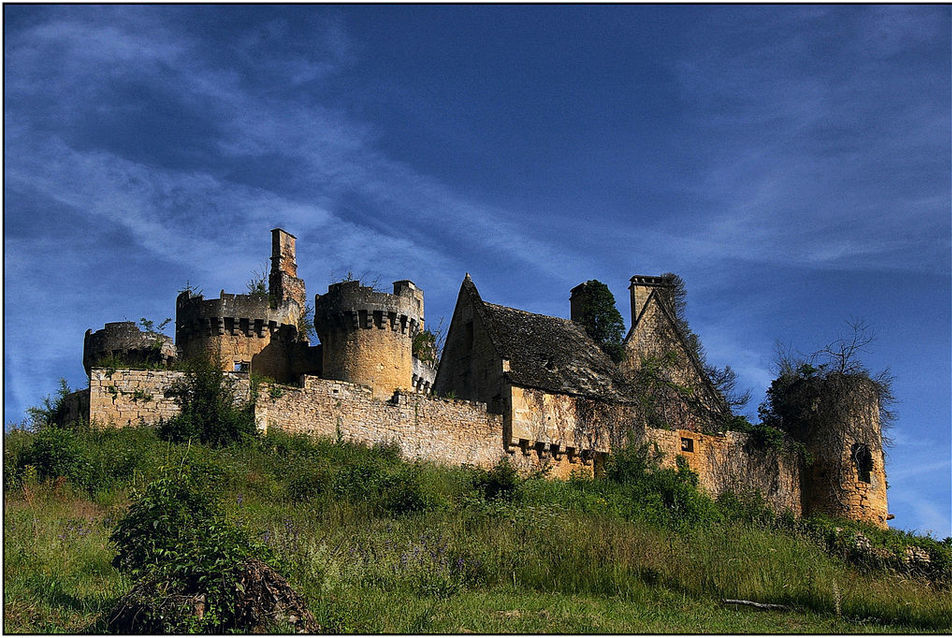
[604,442,721,529]
[159,356,256,446]
[18,427,91,488]
[473,459,521,501]
[110,463,273,632]
[286,460,334,501]
[379,465,431,515]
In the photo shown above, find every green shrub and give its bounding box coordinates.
[379,465,431,515]
[603,443,721,529]
[19,427,91,488]
[286,460,334,501]
[159,356,256,447]
[110,462,272,632]
[473,459,521,501]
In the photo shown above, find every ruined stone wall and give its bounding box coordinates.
[86,369,251,428]
[83,322,176,375]
[62,389,90,425]
[257,376,592,478]
[506,387,803,503]
[80,371,804,518]
[269,229,306,309]
[634,427,804,516]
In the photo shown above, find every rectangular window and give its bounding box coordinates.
[681,437,694,453]
[234,361,249,372]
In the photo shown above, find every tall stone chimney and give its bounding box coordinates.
[628,275,669,324]
[269,228,306,309]
[569,281,594,323]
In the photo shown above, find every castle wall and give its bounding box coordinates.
[78,370,818,520]
[506,386,802,508]
[634,427,804,516]
[256,376,506,468]
[509,386,625,454]
[62,389,90,425]
[86,369,251,428]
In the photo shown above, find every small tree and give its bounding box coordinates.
[26,379,74,430]
[159,357,256,446]
[246,263,268,297]
[574,280,626,363]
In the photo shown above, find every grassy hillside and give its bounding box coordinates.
[4,425,951,633]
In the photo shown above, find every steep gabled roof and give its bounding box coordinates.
[624,286,727,413]
[461,276,631,401]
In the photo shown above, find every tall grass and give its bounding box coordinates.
[4,426,950,633]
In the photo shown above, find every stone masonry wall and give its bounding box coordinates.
[634,427,803,516]
[256,376,505,468]
[83,369,802,514]
[87,369,251,428]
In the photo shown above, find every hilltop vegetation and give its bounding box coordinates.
[4,421,951,633]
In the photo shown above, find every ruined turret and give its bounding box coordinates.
[83,322,176,376]
[314,279,427,399]
[795,376,889,527]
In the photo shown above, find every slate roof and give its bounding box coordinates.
[473,293,632,401]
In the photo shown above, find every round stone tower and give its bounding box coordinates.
[796,376,889,528]
[314,280,424,399]
[83,321,176,375]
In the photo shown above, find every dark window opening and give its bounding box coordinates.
[464,320,474,351]
[234,361,249,373]
[852,443,873,483]
[681,437,694,453]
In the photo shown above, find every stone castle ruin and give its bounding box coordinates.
[68,229,889,528]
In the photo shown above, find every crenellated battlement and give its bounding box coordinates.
[314,279,426,399]
[175,291,300,339]
[315,280,424,336]
[83,321,176,376]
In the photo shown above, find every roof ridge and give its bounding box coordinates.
[482,301,578,326]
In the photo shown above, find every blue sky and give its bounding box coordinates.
[4,5,949,537]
